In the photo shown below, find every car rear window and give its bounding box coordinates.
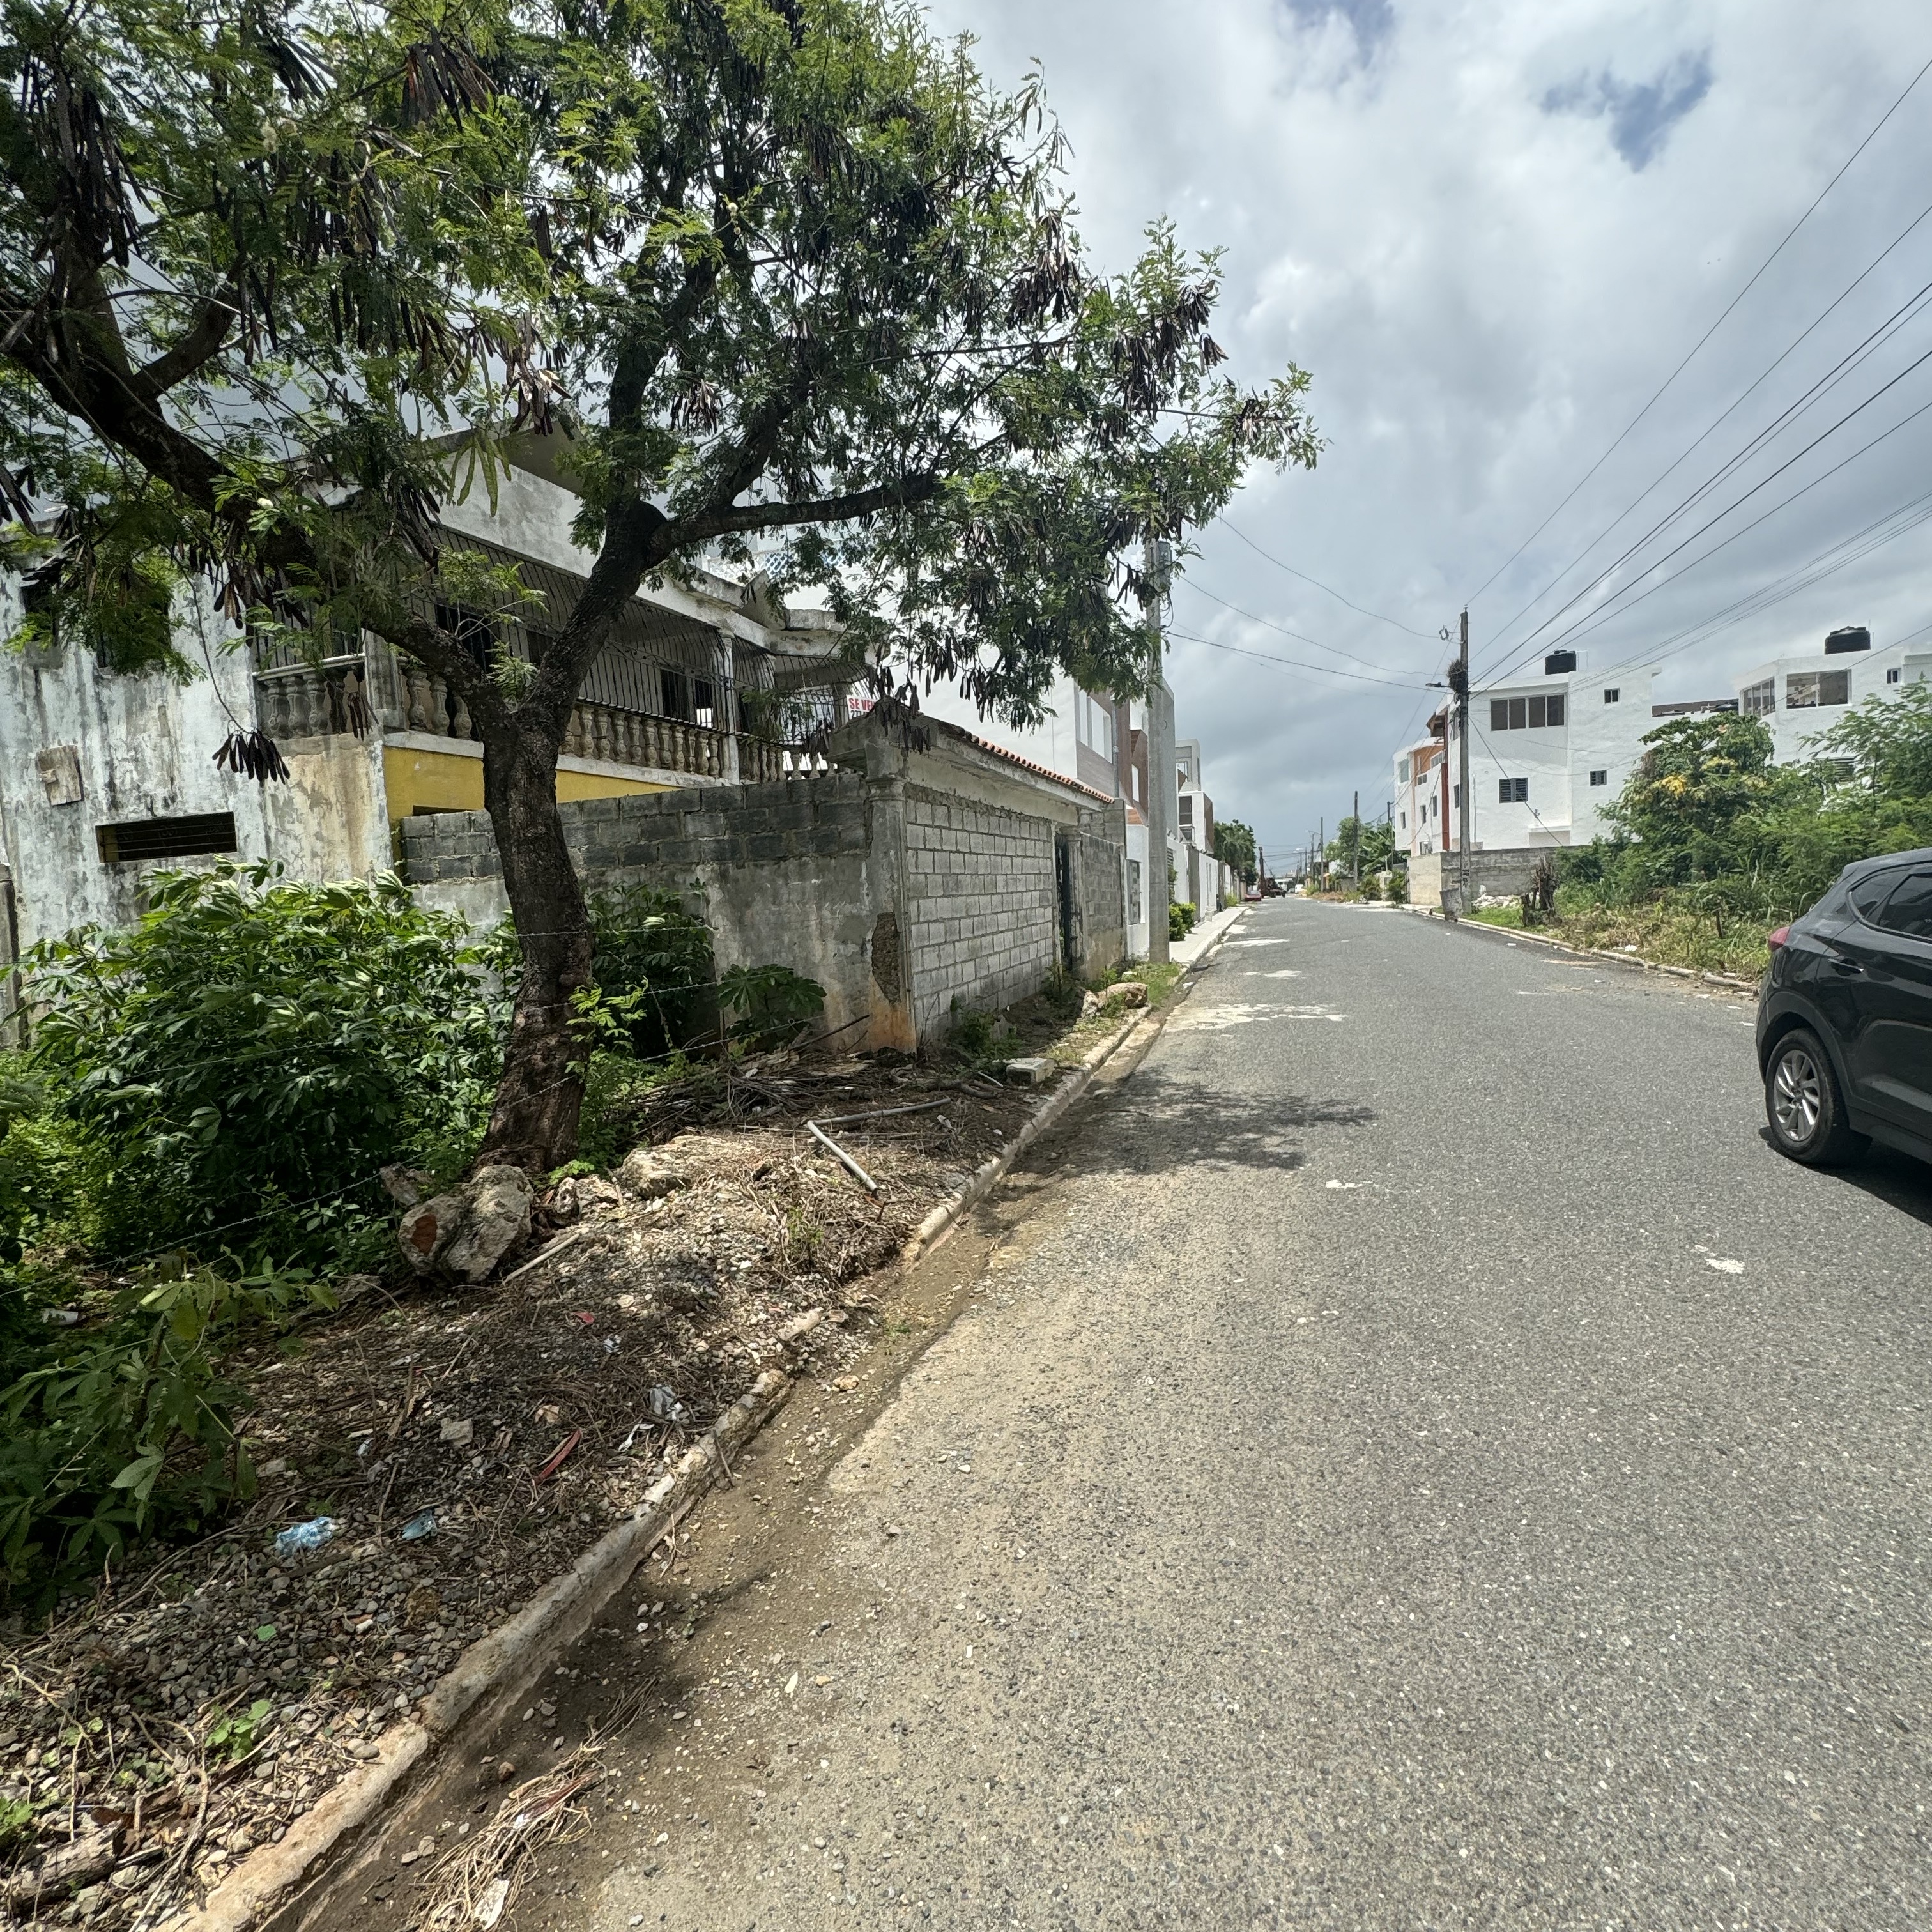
[1879,869,1932,940]
[1848,871,1899,923]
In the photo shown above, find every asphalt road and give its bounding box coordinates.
[541,899,1932,1931]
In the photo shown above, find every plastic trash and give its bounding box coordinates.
[399,1509,437,1541]
[646,1384,684,1423]
[275,1516,337,1557]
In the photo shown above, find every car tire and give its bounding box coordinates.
[1764,1027,1868,1167]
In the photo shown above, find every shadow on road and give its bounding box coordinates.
[1030,1066,1376,1179]
[1828,1147,1932,1227]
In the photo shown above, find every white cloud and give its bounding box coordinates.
[923,0,1932,861]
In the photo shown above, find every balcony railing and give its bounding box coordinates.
[253,643,825,785]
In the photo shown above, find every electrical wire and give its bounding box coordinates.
[1211,516,1436,638]
[1174,581,1422,677]
[1477,249,1932,677]
[1165,627,1427,689]
[1495,349,1932,673]
[1478,272,1932,679]
[1465,50,1932,608]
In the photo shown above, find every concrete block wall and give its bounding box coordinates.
[400,774,897,1044]
[1408,846,1551,912]
[901,783,1057,1035]
[1073,803,1128,980]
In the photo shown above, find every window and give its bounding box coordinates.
[1850,871,1901,924]
[1889,667,1902,685]
[661,666,690,719]
[1399,811,1407,829]
[97,813,238,865]
[1741,677,1775,716]
[1787,670,1850,709]
[1127,859,1144,926]
[1451,785,1461,808]
[1878,869,1932,939]
[1498,778,1528,804]
[1397,756,1410,783]
[1604,688,1620,705]
[1589,769,1608,786]
[1178,794,1193,825]
[1488,694,1565,730]
[1075,689,1114,762]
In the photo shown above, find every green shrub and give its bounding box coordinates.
[1,1252,329,1599]
[1169,901,1197,940]
[486,884,717,1063]
[18,863,503,1268]
[719,963,826,1049]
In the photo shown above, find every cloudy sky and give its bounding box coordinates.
[923,0,1932,866]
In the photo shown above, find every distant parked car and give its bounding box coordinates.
[1756,848,1932,1167]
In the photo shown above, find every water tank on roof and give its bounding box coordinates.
[1825,625,1871,654]
[1544,650,1577,675]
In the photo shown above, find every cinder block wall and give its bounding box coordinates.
[1407,846,1551,910]
[1073,804,1128,981]
[401,761,1123,1048]
[399,775,898,1044]
[901,783,1057,1035]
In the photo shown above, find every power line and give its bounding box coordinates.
[1499,342,1932,673]
[1478,270,1932,680]
[1476,201,1932,675]
[1174,581,1420,676]
[1165,627,1426,689]
[1586,487,1932,682]
[1466,50,1932,608]
[1213,516,1436,638]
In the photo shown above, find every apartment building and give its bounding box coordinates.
[1731,625,1932,765]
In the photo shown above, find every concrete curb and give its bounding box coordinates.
[902,914,1245,1268]
[1399,902,1759,993]
[194,916,1250,1930]
[187,1370,795,1932]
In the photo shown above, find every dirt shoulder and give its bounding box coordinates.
[0,972,1181,1931]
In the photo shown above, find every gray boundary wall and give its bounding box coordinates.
[1408,847,1552,911]
[400,746,1129,1050]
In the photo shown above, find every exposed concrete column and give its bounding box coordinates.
[859,740,916,1052]
[1146,676,1176,963]
[716,629,742,782]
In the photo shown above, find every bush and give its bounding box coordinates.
[1169,901,1197,940]
[718,963,826,1049]
[1384,868,1409,905]
[1,1253,328,1599]
[18,863,503,1269]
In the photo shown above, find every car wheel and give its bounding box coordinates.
[1765,1028,1867,1167]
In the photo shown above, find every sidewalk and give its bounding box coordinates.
[1170,897,1247,965]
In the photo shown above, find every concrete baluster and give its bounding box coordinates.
[406,665,435,732]
[428,674,450,736]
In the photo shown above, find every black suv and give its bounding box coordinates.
[1756,848,1932,1166]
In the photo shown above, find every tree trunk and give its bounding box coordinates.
[476,714,590,1174]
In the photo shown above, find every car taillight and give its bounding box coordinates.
[1767,925,1790,951]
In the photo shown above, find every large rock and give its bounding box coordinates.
[397,1165,534,1282]
[1101,979,1149,1010]
[617,1144,687,1201]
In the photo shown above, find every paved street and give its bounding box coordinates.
[551,898,1932,1930]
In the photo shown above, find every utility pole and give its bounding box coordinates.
[1351,789,1360,886]
[1450,607,1471,917]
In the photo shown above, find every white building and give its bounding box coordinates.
[1731,626,1932,765]
[1392,650,1659,855]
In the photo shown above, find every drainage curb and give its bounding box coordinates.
[1399,902,1758,993]
[187,1370,795,1932]
[195,919,1249,1931]
[903,914,1244,1268]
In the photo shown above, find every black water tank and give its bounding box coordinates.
[1544,650,1577,675]
[1825,625,1871,654]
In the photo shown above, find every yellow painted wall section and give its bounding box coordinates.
[381,746,673,824]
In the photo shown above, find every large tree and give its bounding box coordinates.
[0,0,1318,1171]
